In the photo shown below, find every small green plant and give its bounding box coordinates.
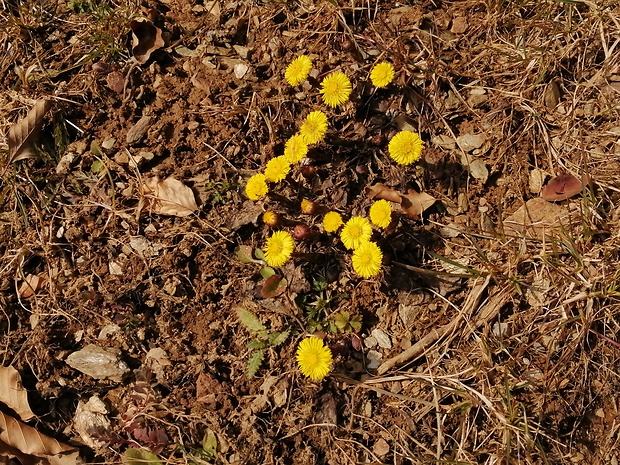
[295,276,353,333]
[236,307,289,378]
[205,181,234,205]
[235,246,288,298]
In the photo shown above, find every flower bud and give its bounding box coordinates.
[262,211,281,227]
[300,199,318,215]
[292,224,316,241]
[300,165,317,179]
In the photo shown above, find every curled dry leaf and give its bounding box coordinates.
[7,99,52,163]
[504,197,572,239]
[17,273,47,299]
[141,176,198,217]
[365,183,436,219]
[130,19,165,64]
[0,411,77,462]
[0,367,35,421]
[540,173,590,202]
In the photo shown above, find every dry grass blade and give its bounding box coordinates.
[7,99,52,163]
[377,276,491,374]
[0,366,35,421]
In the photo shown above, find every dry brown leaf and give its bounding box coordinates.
[7,99,52,163]
[0,367,35,421]
[17,273,47,299]
[365,183,402,203]
[0,411,76,461]
[540,173,590,201]
[130,19,165,64]
[365,184,435,219]
[401,190,436,219]
[504,197,572,238]
[141,176,198,217]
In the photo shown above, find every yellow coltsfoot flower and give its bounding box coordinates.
[245,173,268,200]
[283,134,309,164]
[296,336,332,381]
[352,241,383,278]
[300,111,328,144]
[369,199,392,229]
[388,130,424,165]
[370,62,395,88]
[264,156,291,183]
[323,211,344,233]
[320,71,352,107]
[264,230,295,267]
[340,216,372,250]
[285,55,313,86]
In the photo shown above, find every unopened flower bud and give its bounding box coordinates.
[263,211,281,227]
[292,224,314,241]
[300,199,318,215]
[300,165,317,179]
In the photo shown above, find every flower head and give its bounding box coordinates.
[340,216,372,250]
[300,111,328,144]
[352,241,383,278]
[263,211,280,227]
[388,130,424,165]
[320,72,352,107]
[285,55,313,86]
[323,211,343,233]
[370,62,395,88]
[245,173,268,200]
[284,134,309,164]
[296,337,332,381]
[264,156,291,183]
[264,231,295,267]
[369,199,392,229]
[300,199,318,215]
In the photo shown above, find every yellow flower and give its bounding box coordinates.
[323,212,343,233]
[340,216,372,250]
[245,173,268,200]
[263,211,280,227]
[264,156,291,183]
[352,241,383,278]
[388,130,424,165]
[369,200,392,229]
[296,337,332,381]
[284,134,308,163]
[370,62,395,88]
[264,231,294,267]
[300,111,328,144]
[285,55,313,86]
[320,72,352,107]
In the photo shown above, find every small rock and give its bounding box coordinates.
[373,438,390,457]
[101,138,116,150]
[371,328,392,349]
[457,133,485,152]
[233,63,249,79]
[73,396,111,450]
[440,222,462,238]
[451,16,468,34]
[432,134,456,150]
[529,168,545,193]
[98,324,121,340]
[366,350,382,370]
[126,116,151,145]
[233,45,251,59]
[364,335,378,349]
[467,88,488,107]
[66,345,129,382]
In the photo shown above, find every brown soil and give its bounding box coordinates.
[2,0,620,464]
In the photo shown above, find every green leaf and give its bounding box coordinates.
[235,245,258,264]
[122,448,163,465]
[202,429,218,459]
[334,311,351,331]
[350,315,362,332]
[247,339,268,349]
[260,266,275,279]
[246,350,265,378]
[91,159,105,173]
[236,308,266,332]
[254,248,265,260]
[269,330,290,347]
[261,275,288,298]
